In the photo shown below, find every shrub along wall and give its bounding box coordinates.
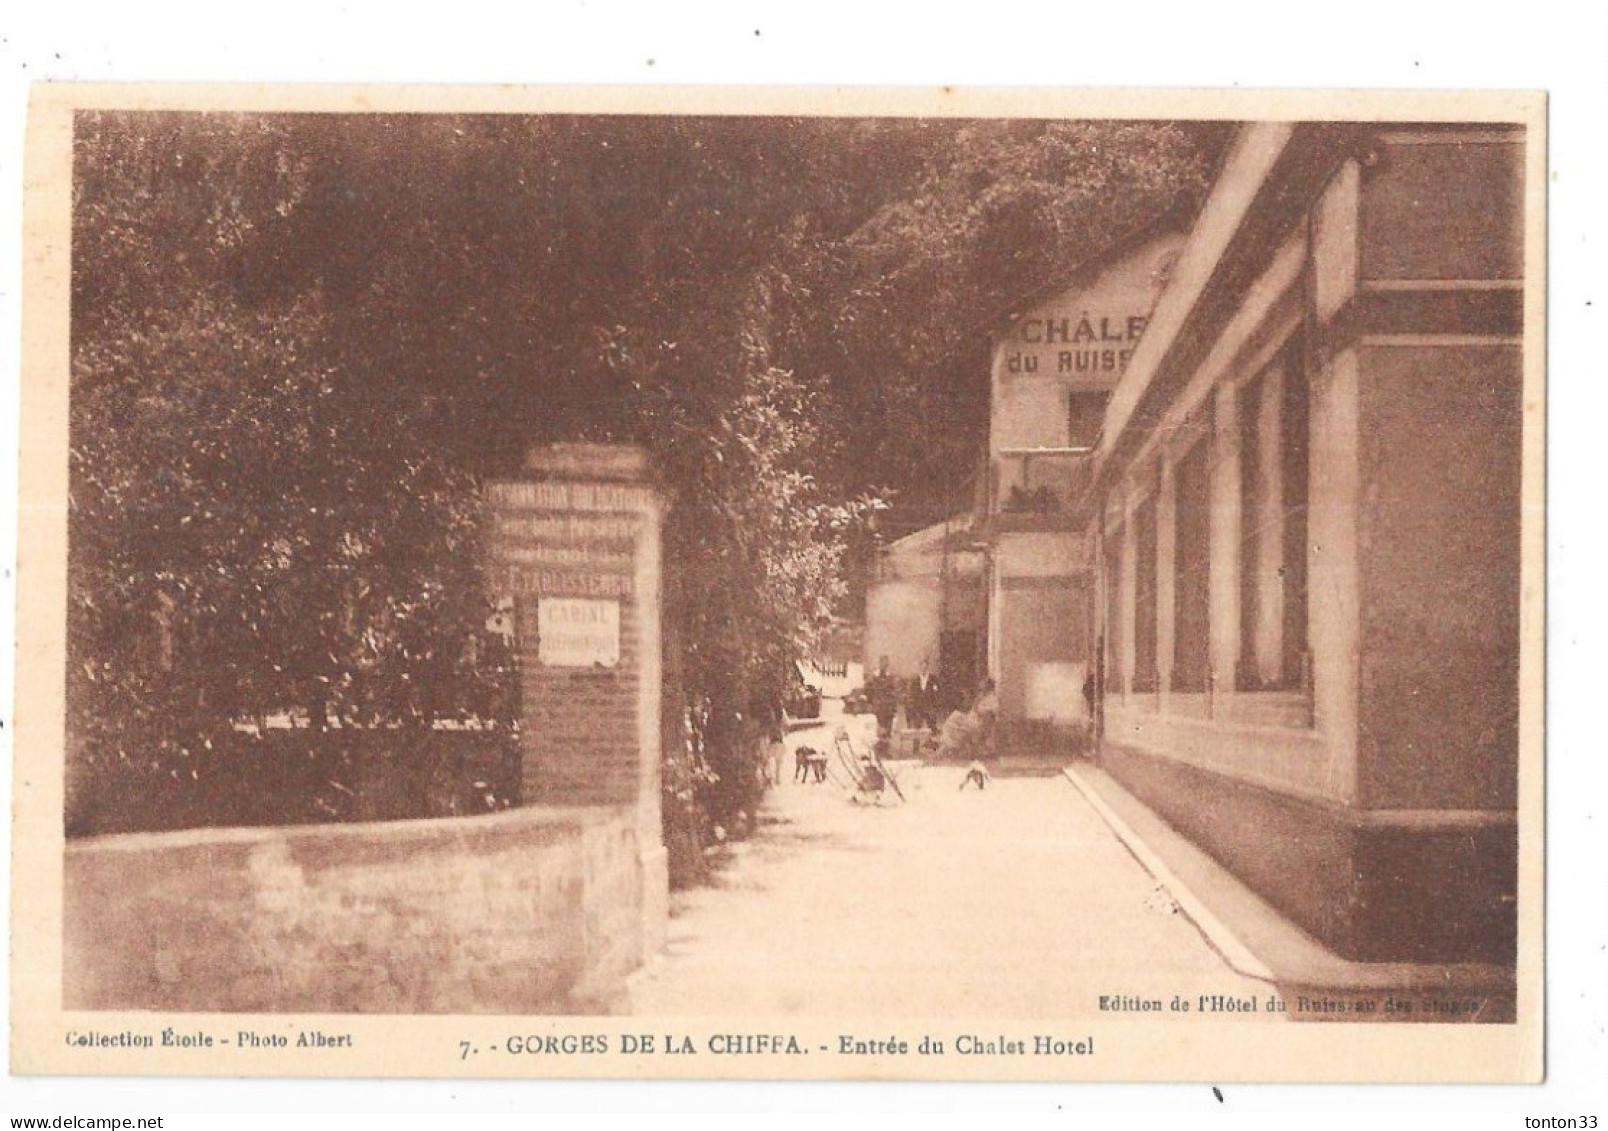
[65,727,520,838]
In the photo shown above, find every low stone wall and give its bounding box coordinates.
[64,805,646,1014]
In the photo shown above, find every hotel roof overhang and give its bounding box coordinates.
[1087,121,1367,497]
[882,512,985,559]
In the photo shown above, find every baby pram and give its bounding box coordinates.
[828,727,907,805]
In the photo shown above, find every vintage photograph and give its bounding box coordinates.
[12,87,1543,1082]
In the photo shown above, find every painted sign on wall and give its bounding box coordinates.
[537,598,621,668]
[999,312,1149,378]
[990,233,1184,397]
[484,481,642,600]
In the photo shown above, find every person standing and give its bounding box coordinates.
[913,661,938,731]
[765,725,786,787]
[869,656,899,741]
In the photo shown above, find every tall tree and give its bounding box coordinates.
[67,110,1219,852]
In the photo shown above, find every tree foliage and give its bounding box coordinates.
[66,110,1218,854]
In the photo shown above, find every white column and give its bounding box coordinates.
[1209,384,1242,699]
[1254,360,1287,686]
[1155,460,1177,705]
[1308,348,1361,800]
[1119,506,1138,697]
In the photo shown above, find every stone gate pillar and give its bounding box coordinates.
[484,443,668,960]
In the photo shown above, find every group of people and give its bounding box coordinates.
[864,660,957,739]
[752,659,1004,792]
[863,657,998,757]
[864,658,999,791]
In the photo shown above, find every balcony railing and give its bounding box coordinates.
[991,448,1095,531]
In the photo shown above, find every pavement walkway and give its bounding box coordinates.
[629,715,1277,1020]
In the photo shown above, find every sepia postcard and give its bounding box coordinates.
[11,83,1545,1083]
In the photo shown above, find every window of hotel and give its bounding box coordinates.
[1236,333,1311,692]
[1132,495,1159,693]
[1172,437,1211,692]
[1067,391,1109,450]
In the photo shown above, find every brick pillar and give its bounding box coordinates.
[484,443,667,961]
